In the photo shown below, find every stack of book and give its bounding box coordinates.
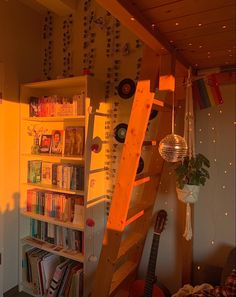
[24,247,83,296]
[27,189,84,224]
[28,161,84,191]
[30,219,83,253]
[29,94,85,117]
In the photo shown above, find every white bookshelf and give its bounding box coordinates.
[19,75,110,297]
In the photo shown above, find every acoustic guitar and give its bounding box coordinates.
[129,209,168,297]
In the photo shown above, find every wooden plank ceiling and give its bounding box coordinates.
[97,0,236,71]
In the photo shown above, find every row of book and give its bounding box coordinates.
[30,219,83,252]
[24,247,83,296]
[38,127,84,157]
[27,189,84,225]
[28,161,84,191]
[29,94,85,117]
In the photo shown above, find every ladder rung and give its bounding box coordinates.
[143,140,157,146]
[153,99,164,107]
[109,261,138,296]
[127,202,154,222]
[134,176,150,186]
[117,232,146,263]
[125,210,144,226]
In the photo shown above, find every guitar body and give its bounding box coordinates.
[129,280,165,297]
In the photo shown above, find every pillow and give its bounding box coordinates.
[220,247,236,285]
[186,268,236,297]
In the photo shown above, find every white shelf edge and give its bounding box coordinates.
[23,182,84,195]
[21,236,84,263]
[22,116,85,122]
[21,153,84,162]
[21,211,84,231]
[21,75,88,89]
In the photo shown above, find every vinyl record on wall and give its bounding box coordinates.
[149,110,158,121]
[114,123,128,143]
[117,78,136,99]
[137,156,144,174]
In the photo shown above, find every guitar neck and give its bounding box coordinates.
[144,233,160,296]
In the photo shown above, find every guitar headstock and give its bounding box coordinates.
[154,209,167,234]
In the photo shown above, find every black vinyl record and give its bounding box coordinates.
[114,123,128,143]
[117,78,136,99]
[149,110,158,121]
[137,157,144,174]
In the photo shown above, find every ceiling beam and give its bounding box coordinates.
[96,0,191,70]
[35,0,77,16]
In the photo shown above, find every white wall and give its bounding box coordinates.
[193,84,236,279]
[0,0,42,292]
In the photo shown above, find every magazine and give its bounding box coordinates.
[64,127,84,157]
[39,134,52,154]
[51,130,64,155]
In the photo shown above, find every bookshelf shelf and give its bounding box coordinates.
[24,182,84,195]
[21,211,84,231]
[23,116,85,123]
[19,75,108,297]
[21,236,84,262]
[21,153,84,162]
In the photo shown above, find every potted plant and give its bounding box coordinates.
[175,153,210,202]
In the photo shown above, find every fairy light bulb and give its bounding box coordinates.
[225,212,228,216]
[211,240,215,245]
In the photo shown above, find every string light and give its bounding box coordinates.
[224,170,227,174]
[225,212,228,216]
[208,113,211,117]
[211,240,215,245]
[213,139,216,143]
[197,265,201,270]
[222,185,226,189]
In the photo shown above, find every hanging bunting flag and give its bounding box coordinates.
[192,74,224,109]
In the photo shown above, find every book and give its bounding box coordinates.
[39,134,52,153]
[41,162,53,185]
[28,160,42,183]
[47,259,70,297]
[64,127,84,157]
[51,130,64,155]
[29,96,39,117]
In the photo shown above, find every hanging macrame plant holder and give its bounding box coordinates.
[176,68,199,241]
[176,184,200,240]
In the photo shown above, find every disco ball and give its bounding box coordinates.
[158,133,188,162]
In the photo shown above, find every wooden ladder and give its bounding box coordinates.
[91,77,172,297]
